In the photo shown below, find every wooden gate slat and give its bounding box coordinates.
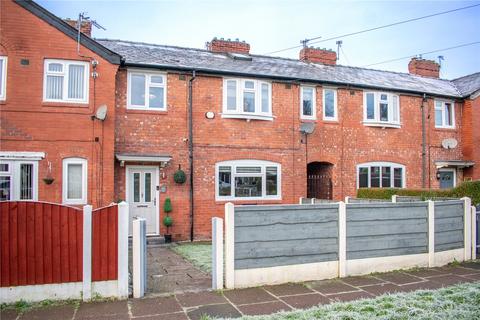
[1,202,10,286]
[51,204,61,283]
[43,203,53,283]
[17,202,27,285]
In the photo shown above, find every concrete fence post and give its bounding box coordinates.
[392,195,398,203]
[471,206,477,260]
[133,218,147,298]
[117,202,129,298]
[462,197,472,261]
[427,200,435,267]
[299,197,303,204]
[311,198,315,204]
[212,217,224,290]
[224,202,235,289]
[344,196,350,204]
[338,201,346,277]
[82,205,92,301]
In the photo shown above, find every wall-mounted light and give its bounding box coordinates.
[205,111,215,119]
[436,171,441,180]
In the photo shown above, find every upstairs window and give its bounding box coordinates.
[0,56,7,100]
[128,71,167,110]
[43,59,89,103]
[300,86,316,120]
[434,100,455,129]
[63,158,87,204]
[357,162,405,189]
[363,92,400,127]
[216,160,281,200]
[323,88,337,121]
[223,78,272,120]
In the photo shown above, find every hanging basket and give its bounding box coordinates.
[174,165,186,184]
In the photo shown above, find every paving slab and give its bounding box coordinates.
[328,290,374,302]
[404,268,447,278]
[237,301,291,316]
[375,272,423,285]
[361,283,403,296]
[0,309,19,320]
[263,283,314,297]
[76,300,128,319]
[340,276,385,287]
[132,312,188,320]
[461,273,480,281]
[280,293,330,309]
[399,280,443,292]
[308,280,359,295]
[441,266,480,275]
[460,262,480,270]
[130,296,182,317]
[176,291,227,307]
[429,274,471,286]
[224,287,276,305]
[187,303,241,320]
[18,305,75,320]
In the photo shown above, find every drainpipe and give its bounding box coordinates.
[188,71,196,241]
[421,93,427,188]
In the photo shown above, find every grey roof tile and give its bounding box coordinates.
[97,39,474,98]
[452,72,480,97]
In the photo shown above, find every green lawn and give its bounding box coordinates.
[219,282,480,320]
[171,242,212,273]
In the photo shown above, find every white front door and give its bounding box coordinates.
[127,167,159,235]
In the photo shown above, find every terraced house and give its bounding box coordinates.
[1,0,479,241]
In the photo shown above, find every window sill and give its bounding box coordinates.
[126,108,168,115]
[215,196,282,203]
[42,102,89,108]
[363,121,401,129]
[434,126,456,131]
[220,113,274,121]
[322,118,339,123]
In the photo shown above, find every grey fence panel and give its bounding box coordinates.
[346,202,429,260]
[349,198,389,203]
[434,200,464,252]
[234,204,339,269]
[396,196,422,202]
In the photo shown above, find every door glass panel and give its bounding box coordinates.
[67,164,82,199]
[20,164,33,200]
[144,172,151,202]
[0,176,11,200]
[133,172,140,202]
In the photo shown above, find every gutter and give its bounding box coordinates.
[188,70,196,241]
[124,62,463,100]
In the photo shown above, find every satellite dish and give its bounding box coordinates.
[441,138,458,149]
[95,104,107,121]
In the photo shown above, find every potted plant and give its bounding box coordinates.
[163,197,173,243]
[174,165,186,184]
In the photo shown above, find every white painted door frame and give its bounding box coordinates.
[438,167,457,188]
[125,165,160,235]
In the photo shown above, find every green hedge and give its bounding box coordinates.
[357,180,480,206]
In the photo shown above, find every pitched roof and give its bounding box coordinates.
[452,72,480,97]
[97,39,465,99]
[14,0,122,64]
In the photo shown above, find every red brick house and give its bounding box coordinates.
[1,0,479,241]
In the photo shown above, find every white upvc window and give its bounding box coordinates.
[363,91,400,127]
[0,56,7,100]
[357,162,405,189]
[222,78,272,120]
[434,100,455,129]
[215,160,281,201]
[127,70,167,110]
[43,59,89,103]
[62,158,87,205]
[300,86,316,120]
[0,160,38,201]
[323,88,338,121]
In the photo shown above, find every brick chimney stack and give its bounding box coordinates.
[408,57,440,78]
[206,38,250,54]
[300,47,337,65]
[64,19,92,37]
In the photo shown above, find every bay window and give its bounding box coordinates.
[128,71,167,110]
[63,158,87,204]
[434,100,454,129]
[363,92,400,127]
[216,160,281,200]
[222,78,272,120]
[300,86,316,120]
[357,162,405,188]
[43,59,89,103]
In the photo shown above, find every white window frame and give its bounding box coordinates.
[0,56,7,101]
[215,160,281,201]
[0,160,39,201]
[323,87,338,121]
[356,161,406,189]
[127,70,167,111]
[43,59,89,104]
[300,86,316,120]
[222,78,272,120]
[62,157,88,205]
[434,100,455,129]
[363,91,400,127]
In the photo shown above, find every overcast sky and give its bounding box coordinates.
[37,0,480,79]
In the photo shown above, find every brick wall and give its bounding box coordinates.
[0,0,117,207]
[462,96,480,179]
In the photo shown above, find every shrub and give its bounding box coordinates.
[164,197,172,213]
[357,180,480,205]
[163,215,173,227]
[174,165,187,184]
